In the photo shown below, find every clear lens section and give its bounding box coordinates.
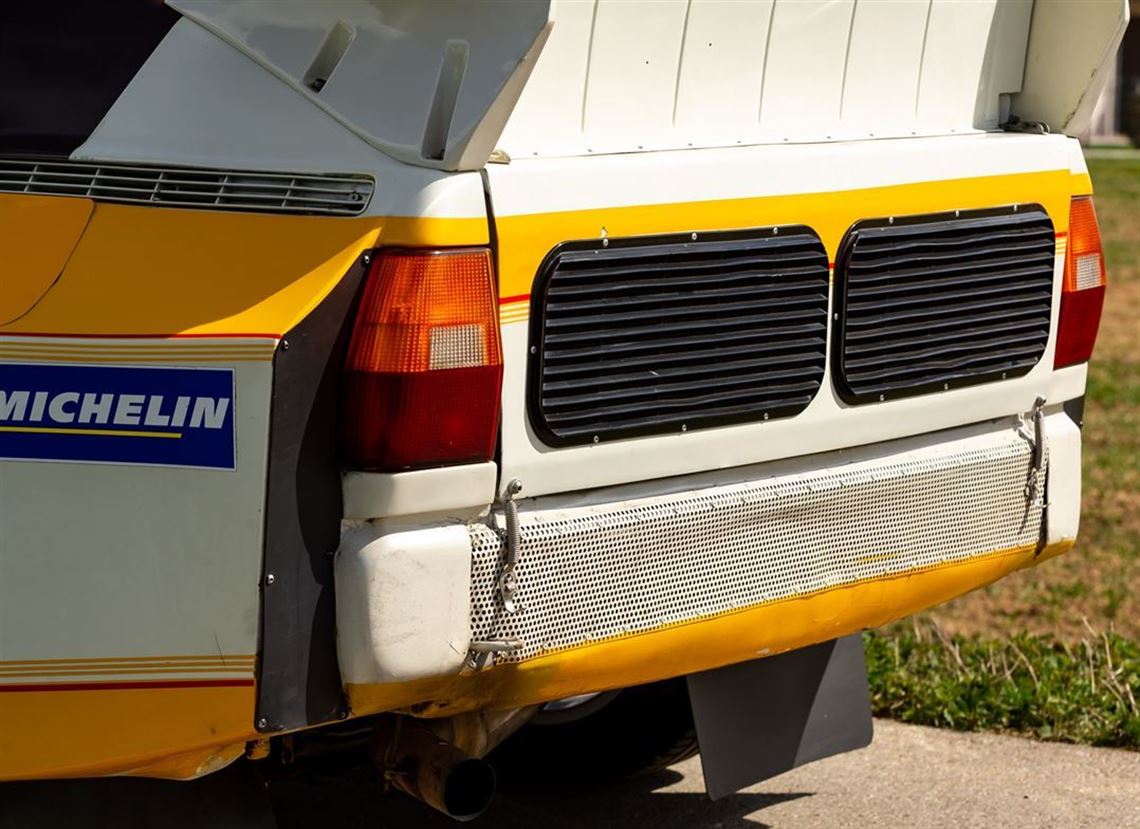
[1074,253,1103,291]
[429,324,488,370]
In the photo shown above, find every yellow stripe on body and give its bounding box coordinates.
[0,684,256,782]
[495,170,1077,300]
[0,426,182,439]
[0,205,487,338]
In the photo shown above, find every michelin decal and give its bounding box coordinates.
[0,364,235,469]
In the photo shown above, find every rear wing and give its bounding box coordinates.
[162,0,1126,168]
[168,0,553,171]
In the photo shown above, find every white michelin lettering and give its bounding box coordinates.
[0,390,29,421]
[78,392,115,425]
[144,395,170,427]
[48,392,79,423]
[189,397,230,429]
[171,396,191,428]
[29,391,48,422]
[113,394,146,426]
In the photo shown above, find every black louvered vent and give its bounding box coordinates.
[528,228,829,445]
[834,206,1055,404]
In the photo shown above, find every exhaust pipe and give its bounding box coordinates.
[376,719,496,822]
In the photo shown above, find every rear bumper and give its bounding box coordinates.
[336,409,1080,717]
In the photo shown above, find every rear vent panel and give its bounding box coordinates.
[529,228,830,445]
[0,157,373,216]
[833,206,1055,403]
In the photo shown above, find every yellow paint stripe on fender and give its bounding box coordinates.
[0,684,256,781]
[345,539,1074,718]
[494,170,1076,299]
[0,205,487,338]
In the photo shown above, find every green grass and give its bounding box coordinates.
[866,622,1140,748]
[870,156,1140,747]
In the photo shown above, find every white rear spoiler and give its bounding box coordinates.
[168,0,553,172]
[1012,0,1130,136]
[169,0,1128,168]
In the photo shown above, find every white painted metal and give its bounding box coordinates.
[75,20,488,220]
[498,0,1035,158]
[334,523,473,684]
[167,0,553,171]
[490,132,1086,497]
[1014,0,1130,135]
[0,339,273,681]
[1044,412,1081,548]
[342,462,497,522]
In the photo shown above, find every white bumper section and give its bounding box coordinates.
[334,412,1081,686]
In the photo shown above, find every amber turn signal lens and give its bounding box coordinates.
[344,248,503,471]
[1055,196,1107,369]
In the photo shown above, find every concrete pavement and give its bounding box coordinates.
[272,720,1140,828]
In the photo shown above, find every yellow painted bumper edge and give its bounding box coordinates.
[346,540,1074,718]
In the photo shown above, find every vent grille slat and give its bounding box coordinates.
[834,206,1055,402]
[530,228,829,444]
[0,157,373,216]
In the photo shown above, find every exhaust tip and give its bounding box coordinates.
[442,757,496,821]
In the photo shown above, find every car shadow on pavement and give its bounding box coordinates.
[272,768,813,829]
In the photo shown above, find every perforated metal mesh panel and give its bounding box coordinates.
[469,426,1043,664]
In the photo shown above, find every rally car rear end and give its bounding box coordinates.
[0,0,1128,823]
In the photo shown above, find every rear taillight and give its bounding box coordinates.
[344,248,503,471]
[1054,196,1107,368]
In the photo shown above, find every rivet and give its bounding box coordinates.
[834,313,839,320]
[772,226,779,235]
[943,383,949,390]
[681,424,688,432]
[530,345,537,354]
[337,708,349,720]
[602,238,609,247]
[1002,372,1008,379]
[879,394,885,402]
[280,339,289,352]
[361,253,372,266]
[257,717,268,730]
[888,217,894,225]
[1013,204,1019,212]
[763,412,769,421]
[691,232,698,241]
[265,573,276,585]
[592,435,600,443]
[955,209,961,218]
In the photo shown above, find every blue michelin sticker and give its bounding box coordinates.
[0,363,236,470]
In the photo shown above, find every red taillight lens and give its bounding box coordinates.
[1054,196,1107,368]
[344,248,503,471]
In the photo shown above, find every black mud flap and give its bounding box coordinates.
[687,634,873,799]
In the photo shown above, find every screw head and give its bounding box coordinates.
[257,717,269,730]
[530,345,537,354]
[602,238,609,247]
[265,573,276,586]
[691,232,698,241]
[592,435,600,443]
[879,394,886,402]
[681,424,688,432]
[763,412,769,421]
[280,339,289,352]
[943,383,949,391]
[361,253,372,266]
